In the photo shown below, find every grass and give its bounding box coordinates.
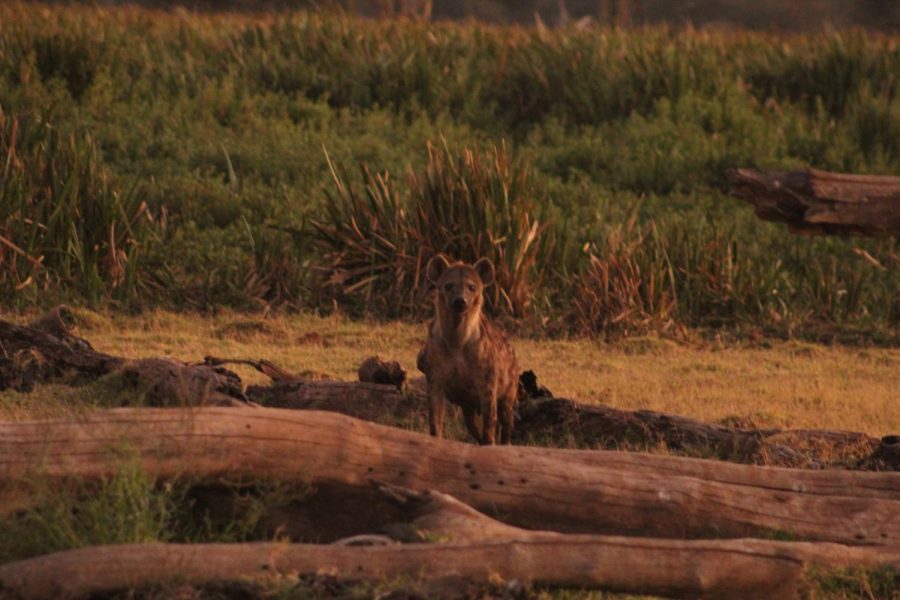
[2,308,898,435]
[806,566,900,599]
[0,3,897,338]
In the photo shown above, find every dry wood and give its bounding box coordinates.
[247,377,895,470]
[2,407,900,544]
[0,309,248,405]
[202,355,309,384]
[0,310,122,391]
[119,358,249,407]
[727,167,900,236]
[4,482,900,600]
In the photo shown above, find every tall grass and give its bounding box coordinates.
[0,3,897,337]
[0,109,159,304]
[313,141,554,319]
[0,459,179,563]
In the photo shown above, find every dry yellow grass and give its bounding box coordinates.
[2,308,898,436]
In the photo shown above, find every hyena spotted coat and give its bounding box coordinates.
[416,254,519,445]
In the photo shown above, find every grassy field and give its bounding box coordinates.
[1,2,898,339]
[3,308,898,434]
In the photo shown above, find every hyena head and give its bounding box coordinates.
[426,254,495,316]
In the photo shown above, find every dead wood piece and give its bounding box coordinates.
[4,503,900,600]
[0,310,122,391]
[727,168,900,236]
[516,396,884,469]
[203,355,307,383]
[3,407,900,544]
[120,358,248,407]
[358,356,406,389]
[248,380,426,427]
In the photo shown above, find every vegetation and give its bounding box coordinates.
[2,8,898,597]
[0,3,898,339]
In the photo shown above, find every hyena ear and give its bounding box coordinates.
[474,258,495,287]
[426,253,451,284]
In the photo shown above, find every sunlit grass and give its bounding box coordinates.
[3,309,897,436]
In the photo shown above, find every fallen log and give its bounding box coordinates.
[247,378,895,470]
[727,167,900,236]
[3,482,900,600]
[0,309,248,405]
[2,407,900,543]
[0,309,122,391]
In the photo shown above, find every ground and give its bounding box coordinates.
[2,308,897,437]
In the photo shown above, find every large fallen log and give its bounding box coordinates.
[2,407,900,543]
[248,377,896,470]
[3,482,900,600]
[727,167,900,236]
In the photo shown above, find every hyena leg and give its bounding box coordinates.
[499,395,515,445]
[462,405,483,443]
[480,383,499,445]
[427,385,446,438]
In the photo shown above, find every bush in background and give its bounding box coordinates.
[313,141,555,319]
[0,109,159,305]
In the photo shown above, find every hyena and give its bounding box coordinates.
[416,254,519,445]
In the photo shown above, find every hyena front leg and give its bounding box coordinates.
[427,382,447,438]
[480,379,499,445]
[462,405,483,443]
[499,394,515,445]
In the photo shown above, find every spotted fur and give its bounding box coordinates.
[416,254,519,445]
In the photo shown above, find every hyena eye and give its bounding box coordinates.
[444,283,454,292]
[467,283,476,292]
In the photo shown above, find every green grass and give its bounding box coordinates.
[805,566,900,599]
[0,455,313,564]
[0,3,897,337]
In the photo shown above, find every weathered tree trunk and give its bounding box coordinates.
[2,407,900,544]
[248,379,894,470]
[0,309,247,405]
[0,310,122,391]
[727,167,900,236]
[3,482,900,600]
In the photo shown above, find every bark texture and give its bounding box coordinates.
[727,167,900,236]
[3,482,900,600]
[2,407,900,544]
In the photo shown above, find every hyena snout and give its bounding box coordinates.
[450,296,469,313]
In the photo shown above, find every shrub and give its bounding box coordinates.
[312,141,555,319]
[0,109,159,304]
